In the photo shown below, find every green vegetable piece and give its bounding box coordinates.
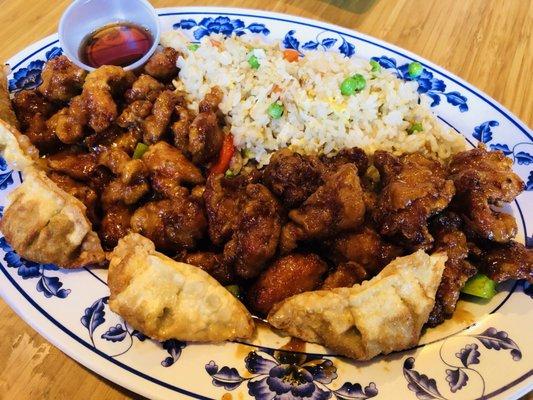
[242,148,253,159]
[132,143,149,159]
[188,43,200,51]
[268,102,284,119]
[408,61,423,78]
[248,54,260,69]
[461,273,497,299]
[225,169,235,178]
[340,77,357,96]
[340,74,366,96]
[225,284,241,298]
[407,122,424,135]
[352,74,366,91]
[370,60,381,72]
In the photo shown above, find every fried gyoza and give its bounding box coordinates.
[0,167,105,268]
[108,233,254,341]
[268,251,447,360]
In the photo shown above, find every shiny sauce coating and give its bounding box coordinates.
[80,22,153,68]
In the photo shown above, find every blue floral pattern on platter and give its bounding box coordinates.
[371,56,468,112]
[404,327,522,399]
[283,29,356,58]
[8,46,62,92]
[173,16,270,40]
[0,157,13,190]
[81,296,186,365]
[0,10,531,400]
[206,348,377,399]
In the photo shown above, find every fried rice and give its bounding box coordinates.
[161,31,466,167]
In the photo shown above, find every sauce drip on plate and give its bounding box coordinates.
[80,22,153,68]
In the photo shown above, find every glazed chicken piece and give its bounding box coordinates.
[124,74,164,103]
[22,115,62,153]
[47,150,98,181]
[204,173,249,245]
[224,183,282,279]
[322,261,368,290]
[38,55,86,103]
[320,147,369,177]
[326,226,403,276]
[46,95,90,144]
[262,149,323,207]
[12,90,60,152]
[184,252,233,285]
[130,193,207,253]
[142,141,204,198]
[12,90,56,129]
[86,166,113,195]
[101,179,150,207]
[198,86,223,113]
[46,105,85,144]
[142,90,182,144]
[171,105,194,154]
[98,147,150,207]
[85,127,141,156]
[373,151,455,250]
[48,172,98,225]
[448,145,524,243]
[280,164,366,253]
[479,241,532,283]
[98,147,148,185]
[169,87,224,164]
[143,47,180,81]
[427,213,477,327]
[187,111,223,164]
[99,204,133,250]
[81,65,136,132]
[116,100,152,129]
[246,253,327,317]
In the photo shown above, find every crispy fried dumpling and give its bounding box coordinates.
[108,233,255,342]
[0,119,39,171]
[268,250,447,360]
[0,68,20,129]
[0,167,105,267]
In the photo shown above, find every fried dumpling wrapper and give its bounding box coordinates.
[108,233,255,342]
[0,67,19,129]
[0,167,105,268]
[268,250,447,360]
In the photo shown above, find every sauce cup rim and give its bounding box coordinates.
[58,0,161,72]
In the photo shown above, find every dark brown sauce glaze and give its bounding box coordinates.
[80,22,153,68]
[280,337,306,353]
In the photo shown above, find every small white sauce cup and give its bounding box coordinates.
[58,0,161,71]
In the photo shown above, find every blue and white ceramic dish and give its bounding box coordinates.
[1,7,531,400]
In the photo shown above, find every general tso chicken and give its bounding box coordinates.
[0,50,531,349]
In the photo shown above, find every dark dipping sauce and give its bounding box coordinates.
[80,22,153,68]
